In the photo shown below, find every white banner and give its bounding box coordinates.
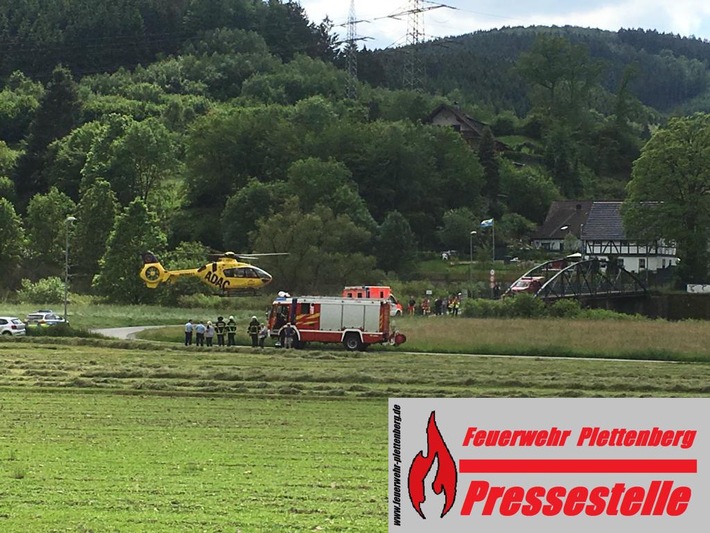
[389,398,708,532]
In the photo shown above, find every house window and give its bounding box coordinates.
[639,258,646,270]
[617,258,624,268]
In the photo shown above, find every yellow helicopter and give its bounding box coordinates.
[139,251,282,294]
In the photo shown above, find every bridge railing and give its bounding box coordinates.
[509,257,648,301]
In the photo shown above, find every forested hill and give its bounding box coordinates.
[1,1,708,299]
[0,0,335,78]
[3,0,709,116]
[361,26,710,115]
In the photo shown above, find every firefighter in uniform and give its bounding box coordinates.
[247,316,260,347]
[226,316,237,346]
[215,316,226,346]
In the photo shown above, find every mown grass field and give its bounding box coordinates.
[1,334,709,532]
[137,315,710,362]
[1,299,709,531]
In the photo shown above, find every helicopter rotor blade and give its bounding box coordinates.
[238,252,289,258]
[208,250,289,261]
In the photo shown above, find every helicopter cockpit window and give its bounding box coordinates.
[252,267,272,280]
[223,268,238,278]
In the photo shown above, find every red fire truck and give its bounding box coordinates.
[267,294,406,351]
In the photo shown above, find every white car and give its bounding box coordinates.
[25,310,66,326]
[0,316,26,336]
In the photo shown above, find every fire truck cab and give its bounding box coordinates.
[342,285,404,316]
[267,294,406,351]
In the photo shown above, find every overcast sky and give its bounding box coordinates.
[298,0,710,50]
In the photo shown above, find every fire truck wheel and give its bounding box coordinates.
[343,333,363,351]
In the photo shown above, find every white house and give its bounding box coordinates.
[534,201,677,273]
[580,202,677,273]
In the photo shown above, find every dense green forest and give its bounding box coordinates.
[362,26,710,115]
[1,0,708,302]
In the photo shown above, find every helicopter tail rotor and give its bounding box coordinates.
[139,251,167,288]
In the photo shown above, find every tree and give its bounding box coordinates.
[0,71,44,144]
[12,66,81,207]
[375,210,417,278]
[0,197,26,289]
[285,157,376,232]
[436,208,477,255]
[251,198,378,293]
[71,180,119,292]
[93,199,168,303]
[81,115,179,207]
[500,162,560,224]
[221,179,281,252]
[623,114,710,284]
[516,34,603,122]
[24,187,76,277]
[46,121,106,202]
[478,126,501,217]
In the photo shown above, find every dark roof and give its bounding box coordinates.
[581,202,626,240]
[425,103,486,134]
[425,104,509,151]
[533,200,593,239]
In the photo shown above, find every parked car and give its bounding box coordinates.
[0,316,26,336]
[25,310,67,327]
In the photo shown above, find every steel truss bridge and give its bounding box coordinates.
[510,257,648,302]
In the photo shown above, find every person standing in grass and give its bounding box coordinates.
[205,321,215,347]
[215,316,226,346]
[227,316,237,346]
[408,296,416,316]
[195,320,206,346]
[247,316,260,347]
[282,322,295,349]
[184,319,193,346]
[258,323,269,348]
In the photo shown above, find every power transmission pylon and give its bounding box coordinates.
[403,0,425,90]
[346,0,358,99]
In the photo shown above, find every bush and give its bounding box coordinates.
[462,294,641,320]
[500,293,547,318]
[462,298,502,318]
[25,323,99,338]
[548,298,582,318]
[580,308,644,320]
[17,277,65,304]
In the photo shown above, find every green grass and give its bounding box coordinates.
[1,301,709,531]
[1,300,273,330]
[0,391,384,532]
[134,315,710,362]
[0,338,708,531]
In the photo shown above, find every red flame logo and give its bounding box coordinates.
[408,411,458,519]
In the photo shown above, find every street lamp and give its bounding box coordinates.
[469,230,477,287]
[64,216,77,323]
